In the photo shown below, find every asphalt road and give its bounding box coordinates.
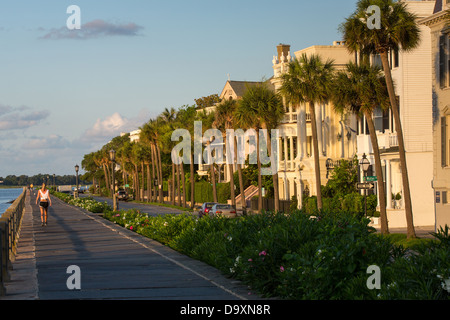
[79,193,194,217]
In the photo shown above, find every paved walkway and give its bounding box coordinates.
[0,192,257,300]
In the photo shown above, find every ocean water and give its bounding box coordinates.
[0,188,24,217]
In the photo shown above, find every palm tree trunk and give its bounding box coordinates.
[380,51,415,239]
[364,110,389,234]
[181,163,186,208]
[171,162,176,205]
[190,152,195,209]
[309,101,323,211]
[146,163,151,203]
[134,163,140,201]
[266,128,280,212]
[151,145,156,202]
[176,162,181,207]
[102,164,110,197]
[156,143,163,203]
[226,131,236,207]
[141,162,145,202]
[234,136,246,215]
[257,128,262,212]
[207,141,218,203]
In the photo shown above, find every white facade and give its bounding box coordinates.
[357,1,436,228]
[271,43,358,207]
[422,0,450,229]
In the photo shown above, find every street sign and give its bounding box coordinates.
[365,176,377,182]
[357,182,375,190]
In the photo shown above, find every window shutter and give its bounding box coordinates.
[442,117,447,167]
[439,35,446,88]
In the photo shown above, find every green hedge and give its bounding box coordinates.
[193,181,230,204]
[303,193,378,216]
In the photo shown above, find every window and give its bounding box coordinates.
[448,36,450,87]
[393,49,399,68]
[439,35,448,88]
[443,191,448,204]
[373,54,382,68]
[389,49,399,69]
[374,107,383,132]
[442,116,449,167]
[293,137,298,159]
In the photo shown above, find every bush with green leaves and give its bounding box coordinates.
[104,208,450,300]
[58,193,450,300]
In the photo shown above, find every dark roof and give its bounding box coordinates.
[226,78,275,97]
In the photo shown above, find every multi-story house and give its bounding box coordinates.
[422,0,450,229]
[271,43,358,208]
[356,0,436,228]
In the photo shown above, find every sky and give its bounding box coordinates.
[0,0,358,177]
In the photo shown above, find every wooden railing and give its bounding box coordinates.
[0,188,26,296]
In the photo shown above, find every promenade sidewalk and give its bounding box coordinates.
[0,192,257,300]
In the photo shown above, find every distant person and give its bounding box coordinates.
[36,183,52,226]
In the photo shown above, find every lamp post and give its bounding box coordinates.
[109,149,118,212]
[53,174,55,188]
[360,153,371,217]
[74,164,79,199]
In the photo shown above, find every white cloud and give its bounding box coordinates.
[22,134,70,150]
[40,19,144,40]
[0,104,50,131]
[79,110,150,145]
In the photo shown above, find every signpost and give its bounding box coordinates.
[357,182,375,190]
[364,176,377,182]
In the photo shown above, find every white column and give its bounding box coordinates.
[386,160,392,209]
[289,136,294,169]
[316,102,323,157]
[299,103,306,160]
[297,179,304,210]
[284,135,288,167]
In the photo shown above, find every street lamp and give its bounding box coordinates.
[109,149,118,211]
[360,154,370,217]
[75,164,79,199]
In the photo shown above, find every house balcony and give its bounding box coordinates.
[357,131,398,155]
[281,113,311,124]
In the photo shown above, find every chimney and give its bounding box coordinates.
[277,44,291,63]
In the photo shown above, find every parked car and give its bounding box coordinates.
[209,204,237,218]
[198,202,217,218]
[117,190,128,201]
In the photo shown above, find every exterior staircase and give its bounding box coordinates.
[233,185,258,209]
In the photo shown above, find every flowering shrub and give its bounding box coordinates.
[67,197,112,213]
[105,209,449,300]
[55,192,450,300]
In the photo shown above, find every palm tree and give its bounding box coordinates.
[237,82,283,212]
[214,99,238,208]
[341,0,420,238]
[173,105,197,208]
[236,88,264,212]
[257,84,284,212]
[279,53,335,211]
[198,110,219,203]
[140,119,164,203]
[81,152,99,192]
[332,61,390,234]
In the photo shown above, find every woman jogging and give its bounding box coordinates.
[36,183,52,226]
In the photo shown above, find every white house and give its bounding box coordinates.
[356,0,436,228]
